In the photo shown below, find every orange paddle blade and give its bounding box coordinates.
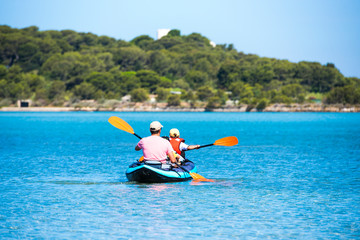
[213,136,238,147]
[189,172,215,182]
[108,116,135,134]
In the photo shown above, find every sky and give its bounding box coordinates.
[1,0,360,78]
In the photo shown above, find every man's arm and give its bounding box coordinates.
[135,140,142,151]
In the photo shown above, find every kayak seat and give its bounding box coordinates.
[144,161,172,170]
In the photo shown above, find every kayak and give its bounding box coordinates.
[126,160,197,183]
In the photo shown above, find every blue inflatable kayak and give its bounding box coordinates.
[126,160,197,183]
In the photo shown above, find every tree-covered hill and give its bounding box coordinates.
[0,25,359,109]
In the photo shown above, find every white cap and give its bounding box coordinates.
[150,121,163,131]
[170,128,180,138]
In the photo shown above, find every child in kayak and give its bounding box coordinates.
[168,128,200,161]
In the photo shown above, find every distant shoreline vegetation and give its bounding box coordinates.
[0,25,359,111]
[1,103,359,112]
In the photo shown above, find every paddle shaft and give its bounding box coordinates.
[185,143,213,151]
[197,143,214,149]
[134,133,142,139]
[175,163,189,173]
[175,163,195,178]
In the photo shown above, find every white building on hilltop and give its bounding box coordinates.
[157,29,170,39]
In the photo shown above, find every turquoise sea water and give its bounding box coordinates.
[0,112,359,239]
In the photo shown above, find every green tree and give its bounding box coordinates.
[167,94,181,106]
[173,78,190,90]
[136,70,161,93]
[48,80,66,104]
[183,90,197,102]
[0,32,29,67]
[229,81,254,101]
[217,60,241,88]
[0,79,8,98]
[325,85,360,104]
[6,65,23,83]
[152,36,184,50]
[148,51,171,75]
[206,96,223,109]
[0,65,7,78]
[271,94,292,104]
[17,42,41,71]
[273,60,295,81]
[168,59,189,78]
[98,36,117,47]
[156,87,170,101]
[113,46,148,71]
[6,82,26,100]
[250,62,275,84]
[216,89,228,105]
[159,76,172,88]
[131,35,154,49]
[196,86,214,101]
[168,29,181,37]
[130,88,149,102]
[41,52,90,81]
[194,58,214,77]
[256,98,268,111]
[281,83,306,99]
[115,71,140,94]
[86,72,115,93]
[73,82,96,99]
[184,33,211,48]
[296,61,342,93]
[185,70,208,88]
[22,72,46,92]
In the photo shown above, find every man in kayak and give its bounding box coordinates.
[135,121,177,165]
[169,128,200,160]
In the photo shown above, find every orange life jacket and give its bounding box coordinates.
[169,137,185,157]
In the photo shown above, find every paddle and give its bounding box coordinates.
[108,116,213,182]
[175,163,215,182]
[186,136,238,151]
[108,116,142,139]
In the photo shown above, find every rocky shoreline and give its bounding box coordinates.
[1,103,359,112]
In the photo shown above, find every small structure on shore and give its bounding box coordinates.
[17,99,32,108]
[170,90,182,95]
[121,95,131,103]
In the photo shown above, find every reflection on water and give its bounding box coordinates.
[41,178,238,189]
[42,180,127,185]
[1,112,360,239]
